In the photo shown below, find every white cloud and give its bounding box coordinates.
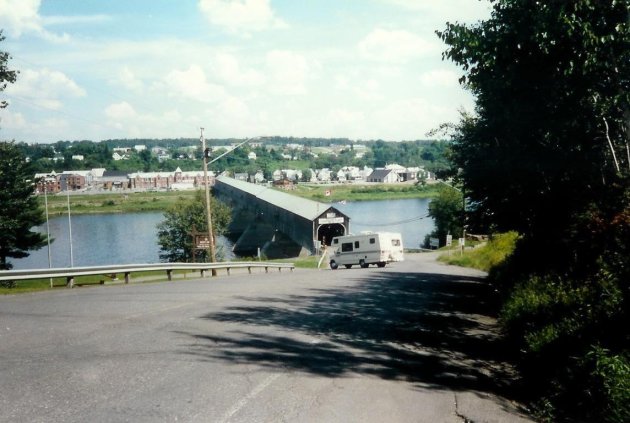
[326,108,366,138]
[212,52,264,86]
[7,68,85,110]
[42,14,111,26]
[382,0,492,23]
[373,98,453,139]
[115,67,145,92]
[0,0,69,42]
[198,0,287,33]
[105,101,137,122]
[419,69,460,87]
[358,28,438,63]
[0,109,27,129]
[265,50,311,95]
[163,65,227,103]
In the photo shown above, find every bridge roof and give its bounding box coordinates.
[216,176,336,221]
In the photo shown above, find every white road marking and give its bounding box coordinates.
[219,373,281,423]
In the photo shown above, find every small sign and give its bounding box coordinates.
[319,217,344,224]
[430,237,439,248]
[195,235,211,249]
[459,238,465,247]
[446,234,452,246]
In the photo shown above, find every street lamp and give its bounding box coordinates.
[43,184,52,288]
[198,130,260,270]
[199,128,217,274]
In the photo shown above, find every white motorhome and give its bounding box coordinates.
[329,232,404,269]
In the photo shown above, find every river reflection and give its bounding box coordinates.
[11,199,434,270]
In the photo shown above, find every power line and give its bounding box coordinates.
[5,94,116,132]
[351,214,431,227]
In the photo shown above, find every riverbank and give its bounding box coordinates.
[37,183,439,215]
[38,190,198,216]
[282,182,440,202]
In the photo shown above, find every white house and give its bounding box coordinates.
[367,169,399,183]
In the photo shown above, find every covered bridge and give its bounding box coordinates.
[214,176,350,257]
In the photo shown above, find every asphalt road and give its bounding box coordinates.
[0,253,533,423]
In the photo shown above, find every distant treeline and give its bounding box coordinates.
[16,137,451,177]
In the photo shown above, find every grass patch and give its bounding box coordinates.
[274,256,320,269]
[289,183,440,202]
[438,231,519,272]
[38,190,198,215]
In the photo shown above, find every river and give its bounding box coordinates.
[10,198,434,270]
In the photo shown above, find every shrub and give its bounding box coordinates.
[439,231,518,272]
[500,268,628,422]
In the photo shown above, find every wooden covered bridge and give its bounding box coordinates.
[214,176,350,258]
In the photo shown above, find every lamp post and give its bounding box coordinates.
[43,184,52,288]
[200,128,217,275]
[66,185,74,268]
[198,131,259,271]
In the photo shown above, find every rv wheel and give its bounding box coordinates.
[330,260,338,270]
[359,259,368,268]
[377,262,386,268]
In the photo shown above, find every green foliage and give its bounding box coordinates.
[156,191,231,263]
[587,346,630,423]
[500,267,627,422]
[425,186,463,247]
[438,1,629,420]
[0,31,17,110]
[0,142,47,270]
[439,231,518,272]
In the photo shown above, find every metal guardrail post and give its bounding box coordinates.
[67,276,74,288]
[167,270,172,281]
[124,273,130,284]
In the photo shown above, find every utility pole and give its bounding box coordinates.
[200,128,217,275]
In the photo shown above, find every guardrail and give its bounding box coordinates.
[0,261,295,288]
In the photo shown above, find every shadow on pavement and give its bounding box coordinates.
[181,270,522,400]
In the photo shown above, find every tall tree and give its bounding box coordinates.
[0,142,47,270]
[0,31,17,110]
[0,33,46,270]
[157,191,231,262]
[438,1,629,420]
[426,186,463,247]
[438,0,629,272]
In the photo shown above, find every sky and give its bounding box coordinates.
[0,0,492,143]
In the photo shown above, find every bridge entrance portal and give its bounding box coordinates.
[317,223,346,246]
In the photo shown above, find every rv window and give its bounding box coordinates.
[341,242,353,252]
[333,239,338,244]
[369,238,375,244]
[391,239,401,247]
[354,241,360,248]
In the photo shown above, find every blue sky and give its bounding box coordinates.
[0,0,491,143]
